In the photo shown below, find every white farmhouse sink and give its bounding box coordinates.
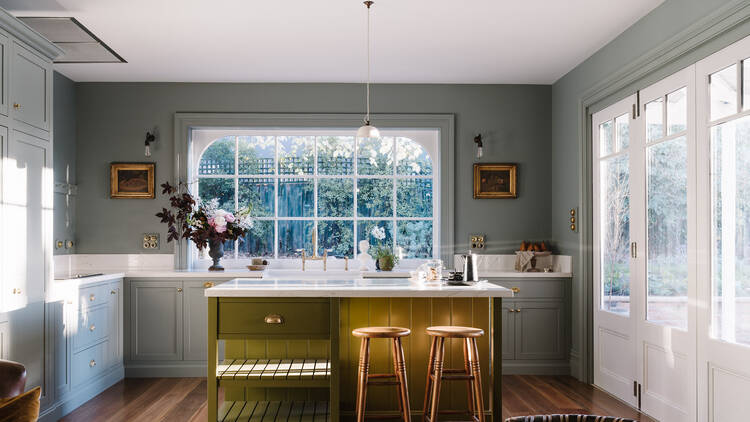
[262,268,363,280]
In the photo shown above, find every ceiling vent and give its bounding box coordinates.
[18,17,125,63]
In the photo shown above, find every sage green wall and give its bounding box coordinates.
[550,0,750,380]
[74,83,551,254]
[53,71,76,255]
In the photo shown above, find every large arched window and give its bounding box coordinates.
[190,129,439,267]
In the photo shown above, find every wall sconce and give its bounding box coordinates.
[144,131,156,157]
[473,134,484,159]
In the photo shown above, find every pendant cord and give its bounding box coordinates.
[365,1,372,124]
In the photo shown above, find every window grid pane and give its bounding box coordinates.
[194,134,436,262]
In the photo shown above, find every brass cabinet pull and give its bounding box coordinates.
[89,324,95,332]
[89,294,95,302]
[204,282,214,288]
[89,359,96,367]
[264,314,284,324]
[511,287,520,294]
[177,288,183,292]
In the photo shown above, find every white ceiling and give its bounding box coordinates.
[1,0,664,84]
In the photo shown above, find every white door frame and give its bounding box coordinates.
[696,34,750,422]
[592,95,638,407]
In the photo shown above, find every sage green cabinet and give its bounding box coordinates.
[490,278,570,374]
[10,41,50,132]
[183,281,208,361]
[129,280,183,361]
[108,280,123,365]
[0,33,9,117]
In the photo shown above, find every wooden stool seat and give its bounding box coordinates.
[354,327,411,422]
[423,327,485,422]
[426,326,484,338]
[352,326,411,338]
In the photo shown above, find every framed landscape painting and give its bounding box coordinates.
[473,163,517,198]
[110,163,155,198]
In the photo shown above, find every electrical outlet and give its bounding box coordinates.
[143,233,159,249]
[470,234,485,249]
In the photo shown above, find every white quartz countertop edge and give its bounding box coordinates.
[205,278,514,298]
[483,271,572,278]
[53,272,126,285]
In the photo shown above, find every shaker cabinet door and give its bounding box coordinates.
[502,301,516,360]
[514,301,566,360]
[108,280,123,366]
[10,42,50,132]
[130,281,183,361]
[183,281,208,361]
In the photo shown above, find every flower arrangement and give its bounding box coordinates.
[369,226,398,271]
[155,182,252,251]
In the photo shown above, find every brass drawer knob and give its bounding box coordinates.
[12,103,19,109]
[511,287,520,294]
[12,288,21,295]
[516,308,522,313]
[89,324,95,332]
[89,359,96,368]
[204,282,214,288]
[110,290,117,295]
[264,314,284,324]
[89,294,95,302]
[177,287,183,292]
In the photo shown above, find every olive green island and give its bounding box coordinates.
[205,278,513,422]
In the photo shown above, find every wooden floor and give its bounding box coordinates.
[60,375,656,422]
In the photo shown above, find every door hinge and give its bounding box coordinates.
[637,382,642,409]
[630,242,637,259]
[632,103,637,120]
[636,91,641,118]
[633,380,638,397]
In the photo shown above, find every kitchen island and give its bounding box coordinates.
[205,278,513,422]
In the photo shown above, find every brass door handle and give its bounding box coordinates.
[204,282,214,288]
[89,359,96,367]
[264,314,284,324]
[511,287,520,293]
[89,324,95,332]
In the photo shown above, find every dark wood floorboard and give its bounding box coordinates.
[60,375,656,421]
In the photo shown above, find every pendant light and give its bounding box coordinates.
[356,1,380,140]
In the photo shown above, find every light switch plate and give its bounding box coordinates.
[470,234,486,250]
[143,233,159,249]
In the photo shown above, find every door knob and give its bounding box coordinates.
[110,290,117,295]
[12,288,21,295]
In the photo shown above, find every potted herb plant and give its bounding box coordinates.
[369,226,399,271]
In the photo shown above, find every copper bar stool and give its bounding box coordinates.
[353,327,412,422]
[423,326,485,422]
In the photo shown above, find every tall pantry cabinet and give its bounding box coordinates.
[0,5,63,415]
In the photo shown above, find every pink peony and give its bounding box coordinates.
[207,217,215,227]
[224,213,235,223]
[214,224,227,233]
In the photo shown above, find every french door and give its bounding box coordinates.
[696,35,750,422]
[593,68,697,421]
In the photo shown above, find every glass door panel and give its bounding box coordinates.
[600,152,631,315]
[646,136,688,329]
[710,115,750,346]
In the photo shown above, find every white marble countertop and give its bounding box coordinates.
[205,278,514,298]
[482,271,572,278]
[55,269,264,279]
[53,272,126,285]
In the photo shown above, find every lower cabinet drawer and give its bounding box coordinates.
[79,283,109,310]
[72,341,107,386]
[73,306,108,351]
[218,299,330,336]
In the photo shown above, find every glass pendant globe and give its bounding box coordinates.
[356,123,381,140]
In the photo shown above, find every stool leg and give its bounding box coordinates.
[463,338,475,418]
[393,337,411,422]
[356,338,371,422]
[428,337,445,422]
[422,337,437,422]
[469,338,485,422]
[391,339,403,416]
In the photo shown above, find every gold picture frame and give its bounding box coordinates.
[473,163,517,199]
[110,163,155,199]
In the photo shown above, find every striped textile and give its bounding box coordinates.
[505,415,637,422]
